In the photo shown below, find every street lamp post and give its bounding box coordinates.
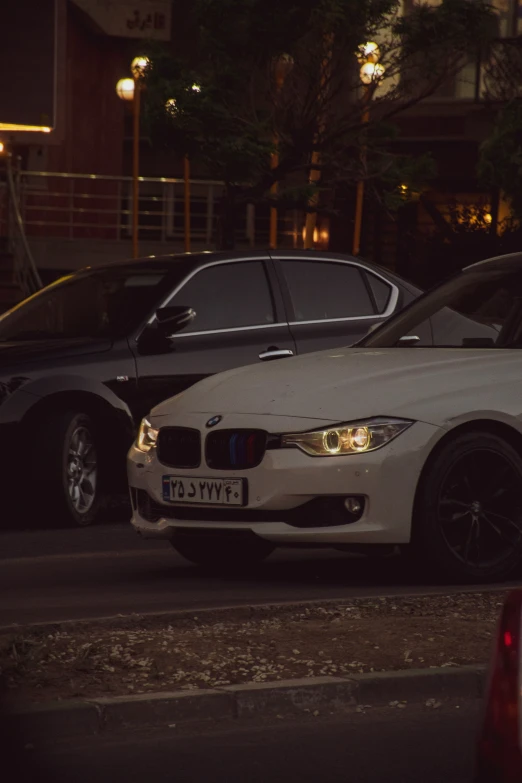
[270,54,294,250]
[116,56,150,259]
[184,154,191,253]
[352,44,385,257]
[166,84,201,253]
[303,37,334,251]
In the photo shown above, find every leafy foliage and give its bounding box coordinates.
[142,0,496,228]
[481,38,522,103]
[478,101,522,221]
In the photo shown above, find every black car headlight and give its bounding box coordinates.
[281,417,413,457]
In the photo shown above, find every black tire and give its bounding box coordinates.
[29,410,104,527]
[171,532,275,569]
[412,431,522,583]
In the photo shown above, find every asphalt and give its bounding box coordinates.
[6,700,481,783]
[1,522,521,627]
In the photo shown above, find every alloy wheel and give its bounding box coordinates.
[438,447,522,570]
[66,425,98,520]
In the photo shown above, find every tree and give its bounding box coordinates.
[143,0,496,247]
[476,32,522,223]
[478,100,522,223]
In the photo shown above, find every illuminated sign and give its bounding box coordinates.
[0,1,57,131]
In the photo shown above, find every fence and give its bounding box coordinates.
[0,170,299,248]
[4,156,42,296]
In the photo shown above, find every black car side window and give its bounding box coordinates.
[365,271,392,314]
[169,261,276,333]
[280,260,374,322]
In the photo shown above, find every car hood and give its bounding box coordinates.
[152,347,522,428]
[0,338,112,374]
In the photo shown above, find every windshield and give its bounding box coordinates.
[362,260,522,349]
[0,266,173,342]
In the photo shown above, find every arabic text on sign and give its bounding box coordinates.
[126,10,166,31]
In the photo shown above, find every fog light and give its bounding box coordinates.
[137,489,161,523]
[344,497,363,514]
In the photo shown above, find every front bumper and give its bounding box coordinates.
[128,418,443,546]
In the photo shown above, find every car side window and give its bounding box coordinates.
[430,307,502,347]
[169,261,276,333]
[365,271,392,314]
[280,260,374,322]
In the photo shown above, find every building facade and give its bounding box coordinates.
[0,0,518,283]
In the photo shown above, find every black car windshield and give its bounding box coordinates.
[361,260,522,349]
[0,266,173,342]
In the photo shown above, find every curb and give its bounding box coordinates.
[6,665,487,741]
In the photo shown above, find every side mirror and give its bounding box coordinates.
[155,306,196,336]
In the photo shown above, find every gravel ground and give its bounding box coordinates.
[0,592,504,704]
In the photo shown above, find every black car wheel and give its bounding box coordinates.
[32,410,103,527]
[413,431,522,583]
[171,532,275,569]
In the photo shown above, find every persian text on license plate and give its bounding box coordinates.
[162,476,246,506]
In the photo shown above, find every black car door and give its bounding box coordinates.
[131,256,295,417]
[273,255,396,353]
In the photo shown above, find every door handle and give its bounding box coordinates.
[398,335,420,346]
[259,348,294,361]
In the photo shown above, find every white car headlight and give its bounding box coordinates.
[135,418,159,453]
[281,417,413,457]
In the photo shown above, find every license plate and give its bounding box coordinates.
[162,476,246,506]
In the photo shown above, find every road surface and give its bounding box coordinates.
[1,522,519,627]
[5,700,481,783]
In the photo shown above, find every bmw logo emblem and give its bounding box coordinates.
[206,415,222,428]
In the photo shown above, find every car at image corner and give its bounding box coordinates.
[475,589,522,782]
[129,252,522,584]
[0,250,420,527]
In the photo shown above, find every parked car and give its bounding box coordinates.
[476,589,522,782]
[0,250,420,527]
[129,251,522,583]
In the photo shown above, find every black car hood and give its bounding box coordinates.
[0,338,112,371]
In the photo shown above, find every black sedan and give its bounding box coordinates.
[0,250,421,527]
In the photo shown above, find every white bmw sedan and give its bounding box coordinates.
[128,253,522,583]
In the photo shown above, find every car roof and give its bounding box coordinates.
[464,251,522,272]
[78,250,521,298]
[77,249,419,290]
[79,250,362,274]
[76,251,266,275]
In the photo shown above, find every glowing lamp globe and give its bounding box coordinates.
[165,98,178,116]
[116,78,135,101]
[131,56,151,79]
[358,42,380,64]
[360,62,385,85]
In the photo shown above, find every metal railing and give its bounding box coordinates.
[5,157,42,296]
[0,170,298,248]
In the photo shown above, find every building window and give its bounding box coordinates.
[405,0,518,37]
[493,0,514,36]
[517,0,522,34]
